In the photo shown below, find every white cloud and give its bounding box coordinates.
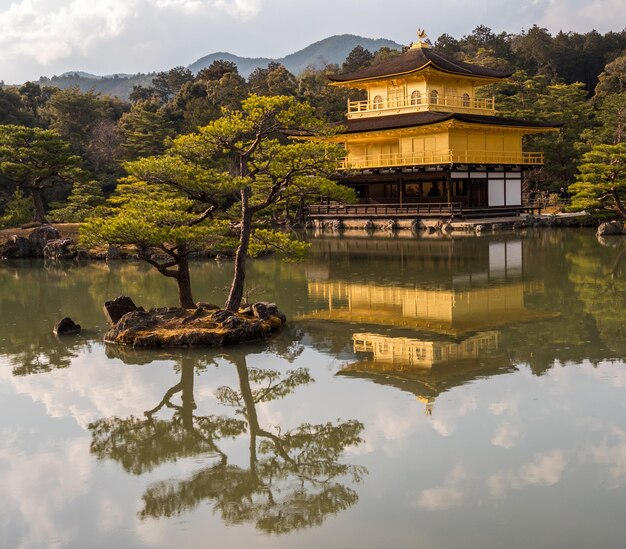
[588,428,626,487]
[491,421,521,449]
[417,464,467,511]
[487,450,567,497]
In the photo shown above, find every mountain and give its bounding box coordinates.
[189,34,403,77]
[29,34,403,100]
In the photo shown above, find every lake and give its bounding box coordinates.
[1,228,625,549]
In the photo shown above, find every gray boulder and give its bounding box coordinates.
[104,296,141,324]
[0,235,31,258]
[53,317,81,336]
[28,225,61,256]
[597,221,624,236]
[43,239,76,261]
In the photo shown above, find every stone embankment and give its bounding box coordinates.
[103,296,286,348]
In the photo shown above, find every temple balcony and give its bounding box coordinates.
[347,95,496,118]
[339,150,544,170]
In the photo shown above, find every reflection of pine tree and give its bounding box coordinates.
[88,353,365,533]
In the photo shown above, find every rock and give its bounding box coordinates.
[442,222,453,233]
[103,296,140,324]
[251,302,286,323]
[410,219,423,233]
[364,220,376,231]
[0,235,31,258]
[104,304,284,348]
[304,220,315,229]
[53,317,81,336]
[222,315,243,329]
[385,219,398,232]
[475,224,488,234]
[106,245,122,261]
[426,226,436,234]
[43,239,76,261]
[211,309,236,323]
[331,219,344,232]
[597,220,624,236]
[28,225,60,257]
[513,221,527,230]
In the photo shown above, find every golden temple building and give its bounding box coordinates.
[324,30,561,212]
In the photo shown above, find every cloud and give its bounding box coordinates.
[491,421,521,449]
[417,465,467,511]
[588,428,626,487]
[487,450,567,497]
[0,0,263,81]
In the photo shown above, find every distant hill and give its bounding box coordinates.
[28,34,402,100]
[34,72,156,101]
[189,34,403,77]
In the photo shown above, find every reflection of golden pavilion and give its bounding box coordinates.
[306,279,550,337]
[341,330,510,416]
[353,330,499,369]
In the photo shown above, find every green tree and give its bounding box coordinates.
[81,192,219,308]
[0,125,82,223]
[172,94,347,311]
[248,62,298,96]
[0,187,34,228]
[341,45,373,73]
[117,100,175,159]
[595,53,626,98]
[0,87,33,125]
[49,179,106,222]
[570,142,626,217]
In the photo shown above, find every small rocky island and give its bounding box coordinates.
[103,296,286,348]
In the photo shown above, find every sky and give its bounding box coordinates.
[0,0,625,84]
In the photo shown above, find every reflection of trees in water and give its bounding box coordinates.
[567,237,626,356]
[88,352,365,534]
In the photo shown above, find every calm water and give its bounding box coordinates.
[1,229,625,549]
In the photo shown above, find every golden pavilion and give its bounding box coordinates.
[324,30,561,213]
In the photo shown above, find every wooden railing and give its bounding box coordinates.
[306,202,463,218]
[340,150,544,169]
[347,95,495,115]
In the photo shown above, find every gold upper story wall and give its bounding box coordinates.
[331,34,505,119]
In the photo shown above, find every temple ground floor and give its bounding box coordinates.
[305,164,539,223]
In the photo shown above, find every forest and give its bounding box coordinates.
[0,24,625,229]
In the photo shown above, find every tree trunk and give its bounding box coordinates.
[180,358,196,431]
[612,188,626,219]
[225,187,252,311]
[176,250,196,309]
[31,188,47,223]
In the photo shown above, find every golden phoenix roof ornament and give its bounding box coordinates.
[412,28,431,49]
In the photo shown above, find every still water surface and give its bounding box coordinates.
[1,229,625,548]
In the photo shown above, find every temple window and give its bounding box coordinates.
[411,90,421,105]
[430,90,439,104]
[462,93,470,107]
[373,95,384,109]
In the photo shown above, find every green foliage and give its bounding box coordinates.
[0,187,34,228]
[594,53,626,98]
[342,45,373,73]
[117,101,175,159]
[80,195,220,250]
[49,179,106,222]
[0,125,83,222]
[570,142,626,217]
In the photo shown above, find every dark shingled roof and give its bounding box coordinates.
[339,112,562,134]
[329,47,513,83]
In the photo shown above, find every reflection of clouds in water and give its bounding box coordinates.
[491,421,521,449]
[487,450,567,497]
[488,398,519,417]
[97,496,125,533]
[417,465,467,511]
[0,434,92,549]
[0,350,174,429]
[430,394,478,438]
[588,427,626,488]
